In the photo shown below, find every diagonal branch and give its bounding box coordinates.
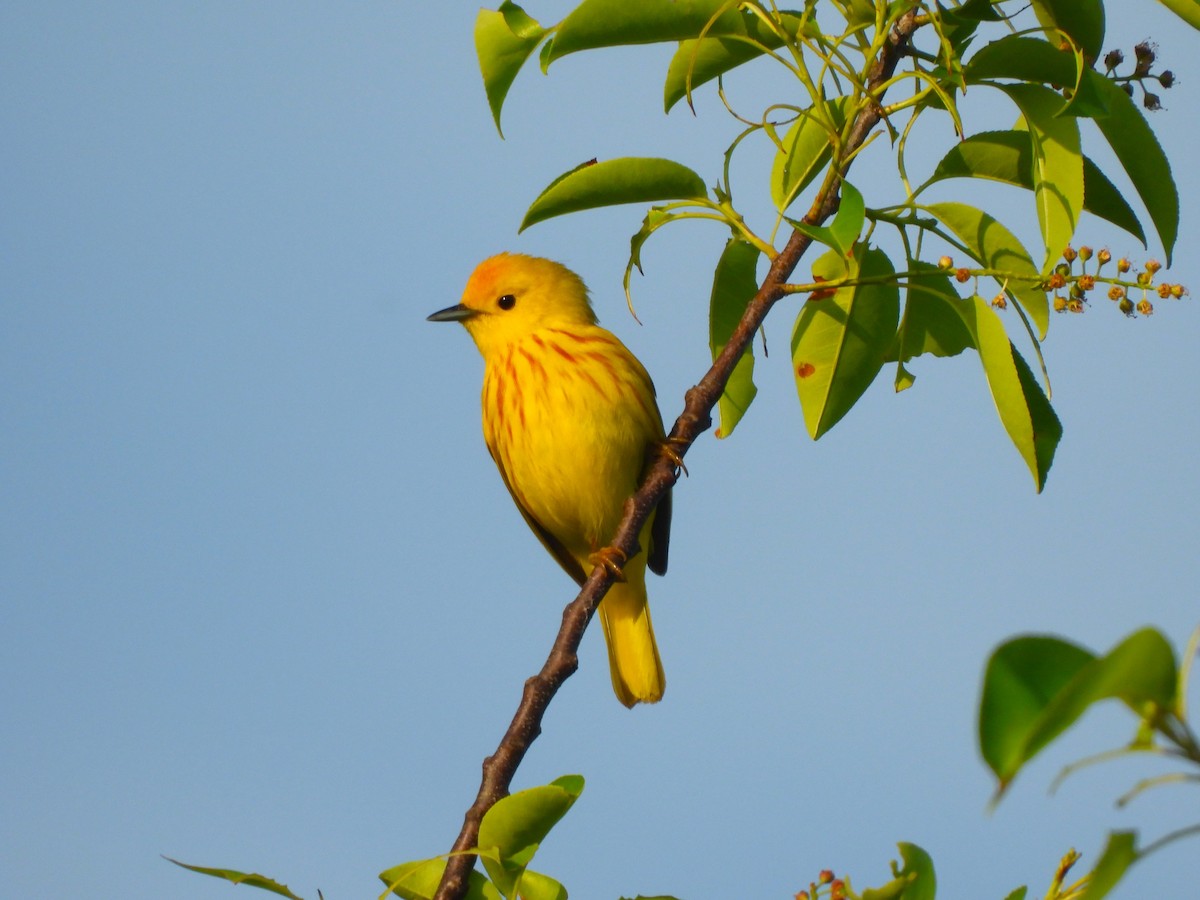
[432,11,922,900]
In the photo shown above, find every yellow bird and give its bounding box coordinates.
[428,253,672,706]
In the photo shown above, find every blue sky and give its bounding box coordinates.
[3,3,1197,899]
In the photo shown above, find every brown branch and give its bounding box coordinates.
[431,11,922,900]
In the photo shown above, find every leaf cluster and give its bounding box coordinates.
[476,0,1187,491]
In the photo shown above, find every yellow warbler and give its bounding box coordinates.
[428,253,672,707]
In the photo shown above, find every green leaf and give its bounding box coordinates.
[966,35,1076,88]
[925,131,1145,244]
[1022,628,1178,765]
[1087,73,1179,264]
[521,158,708,231]
[888,261,974,372]
[546,0,749,64]
[379,858,501,900]
[858,842,935,900]
[965,34,1108,118]
[770,97,851,211]
[792,246,900,439]
[1003,888,1029,900]
[475,5,547,138]
[828,181,866,256]
[1079,832,1139,900]
[476,775,584,897]
[1031,0,1105,60]
[165,858,306,900]
[664,12,820,112]
[515,869,568,900]
[1157,0,1200,28]
[995,84,1083,270]
[979,636,1095,787]
[952,296,1060,491]
[895,842,936,900]
[709,238,760,438]
[981,629,1178,793]
[926,202,1048,339]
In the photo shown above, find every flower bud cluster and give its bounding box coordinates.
[1106,40,1174,111]
[1047,246,1186,318]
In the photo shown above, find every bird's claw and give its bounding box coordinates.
[660,437,689,477]
[588,546,628,581]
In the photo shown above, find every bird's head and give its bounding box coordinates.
[428,253,598,356]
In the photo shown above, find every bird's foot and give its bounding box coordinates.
[659,437,689,477]
[588,546,628,582]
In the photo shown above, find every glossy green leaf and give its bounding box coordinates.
[888,261,974,373]
[926,131,1145,244]
[1088,73,1179,263]
[954,296,1060,490]
[166,858,305,900]
[546,0,748,64]
[1031,0,1105,59]
[965,34,1108,118]
[664,13,820,112]
[996,84,1083,270]
[926,202,1048,339]
[1079,831,1139,900]
[828,181,866,255]
[771,97,851,211]
[1021,628,1178,766]
[1157,0,1200,28]
[476,775,583,897]
[515,869,568,900]
[521,158,708,231]
[792,246,900,439]
[475,5,547,137]
[966,35,1075,88]
[709,238,760,438]
[981,629,1178,792]
[1003,888,1029,900]
[979,636,1095,786]
[379,857,501,900]
[895,843,936,900]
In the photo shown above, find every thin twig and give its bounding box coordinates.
[432,11,922,900]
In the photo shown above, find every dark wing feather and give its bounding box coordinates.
[648,487,671,576]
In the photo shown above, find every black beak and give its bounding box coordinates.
[427,303,476,323]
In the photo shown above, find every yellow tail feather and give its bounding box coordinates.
[597,576,665,707]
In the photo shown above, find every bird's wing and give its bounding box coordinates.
[488,445,588,587]
[648,486,671,577]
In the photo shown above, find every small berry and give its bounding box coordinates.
[1097,248,1112,265]
[1047,272,1067,290]
[1117,258,1132,273]
[991,292,1008,309]
[937,255,953,269]
[1157,282,1172,298]
[1137,298,1154,316]
[1170,283,1186,298]
[1078,274,1096,291]
[830,879,847,900]
[955,267,971,283]
[1067,296,1085,313]
[1122,83,1134,97]
[1055,263,1071,277]
[1108,285,1126,301]
[1159,70,1175,88]
[1053,295,1068,312]
[1078,246,1093,261]
[818,871,835,885]
[1104,49,1124,71]
[1137,271,1152,287]
[1144,92,1162,111]
[1119,297,1135,316]
[1145,259,1162,275]
[1062,246,1078,263]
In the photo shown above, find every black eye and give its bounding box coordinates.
[497,294,516,310]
